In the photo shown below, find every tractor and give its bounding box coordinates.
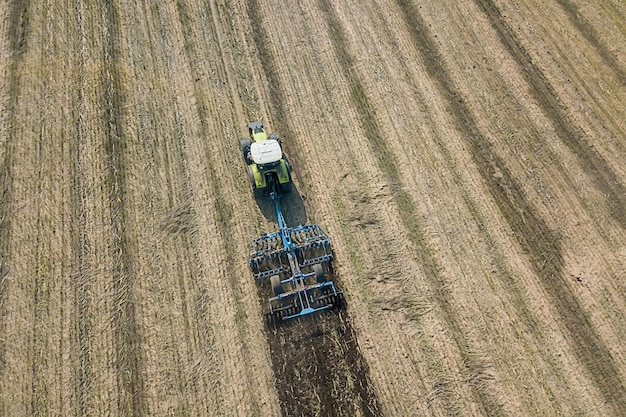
[240,121,292,197]
[240,121,344,322]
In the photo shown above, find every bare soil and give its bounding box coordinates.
[1,0,625,416]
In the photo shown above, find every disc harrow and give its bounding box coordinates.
[248,193,343,321]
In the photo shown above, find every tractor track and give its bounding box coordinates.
[245,1,383,416]
[0,0,29,393]
[30,3,53,411]
[178,3,314,415]
[555,0,626,86]
[100,1,145,415]
[151,1,229,411]
[70,1,92,413]
[8,0,28,55]
[397,0,626,413]
[318,0,507,414]
[474,0,626,229]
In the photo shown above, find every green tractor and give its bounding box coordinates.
[240,121,292,197]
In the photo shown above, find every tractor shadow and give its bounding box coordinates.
[253,183,308,227]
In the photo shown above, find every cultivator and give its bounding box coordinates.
[242,121,343,321]
[248,192,343,321]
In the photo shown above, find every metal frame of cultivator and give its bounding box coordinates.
[248,190,344,321]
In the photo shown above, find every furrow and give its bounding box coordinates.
[30,2,52,412]
[70,1,91,413]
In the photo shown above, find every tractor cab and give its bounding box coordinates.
[240,121,293,196]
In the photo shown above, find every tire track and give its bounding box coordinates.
[245,1,383,416]
[556,0,626,86]
[397,1,626,413]
[70,1,92,413]
[8,0,29,55]
[474,0,626,229]
[0,0,29,387]
[316,0,507,414]
[172,1,279,413]
[99,1,145,415]
[30,3,53,411]
[150,2,225,411]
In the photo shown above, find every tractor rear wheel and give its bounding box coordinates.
[269,132,281,145]
[281,160,293,193]
[313,264,326,283]
[248,166,263,198]
[271,275,284,296]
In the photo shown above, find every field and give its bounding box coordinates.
[1,0,625,415]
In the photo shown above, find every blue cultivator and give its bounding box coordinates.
[248,192,344,321]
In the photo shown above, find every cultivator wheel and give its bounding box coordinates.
[263,283,344,326]
[313,263,325,283]
[270,275,284,296]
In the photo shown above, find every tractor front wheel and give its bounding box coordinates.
[247,166,263,198]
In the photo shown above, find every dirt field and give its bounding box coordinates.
[1,0,625,416]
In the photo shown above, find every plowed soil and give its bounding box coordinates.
[1,0,625,416]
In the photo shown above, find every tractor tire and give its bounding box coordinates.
[313,264,326,283]
[271,275,284,296]
[240,138,252,164]
[269,132,281,145]
[247,165,255,188]
[247,166,263,198]
[281,160,293,194]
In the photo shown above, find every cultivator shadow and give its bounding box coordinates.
[241,121,343,322]
[248,193,344,321]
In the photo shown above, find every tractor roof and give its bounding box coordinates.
[250,140,282,165]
